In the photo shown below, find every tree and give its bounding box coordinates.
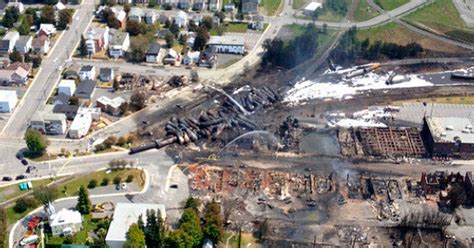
[148,0,158,8]
[214,11,225,23]
[126,175,134,182]
[14,198,30,213]
[119,102,130,114]
[18,18,32,35]
[113,176,122,185]
[79,35,89,57]
[129,35,149,62]
[9,49,23,63]
[88,179,98,189]
[184,197,199,212]
[165,32,175,47]
[0,207,7,248]
[45,0,59,5]
[203,200,223,243]
[165,229,193,248]
[103,9,121,29]
[193,27,209,51]
[144,209,165,248]
[201,16,213,30]
[123,3,131,14]
[124,223,146,248]
[179,208,203,247]
[31,56,42,68]
[33,186,58,205]
[57,9,74,30]
[2,7,20,28]
[76,185,91,215]
[69,96,79,105]
[138,214,145,231]
[130,90,147,110]
[169,23,180,37]
[101,177,110,186]
[40,5,56,24]
[24,128,49,155]
[126,20,145,36]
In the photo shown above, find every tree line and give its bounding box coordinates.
[330,27,424,64]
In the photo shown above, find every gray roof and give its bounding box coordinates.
[129,7,145,17]
[16,35,32,47]
[208,36,245,46]
[426,117,474,144]
[53,104,79,115]
[80,65,95,72]
[99,67,113,76]
[146,43,162,55]
[110,29,129,46]
[74,80,96,98]
[53,93,70,105]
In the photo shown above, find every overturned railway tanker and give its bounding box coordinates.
[130,86,281,154]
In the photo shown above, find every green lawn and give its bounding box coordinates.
[318,10,345,22]
[0,178,57,202]
[220,232,261,248]
[354,0,379,21]
[6,205,40,225]
[225,22,248,33]
[374,0,408,10]
[292,0,310,10]
[261,0,283,15]
[45,215,101,246]
[403,0,474,43]
[58,169,145,197]
[356,21,400,41]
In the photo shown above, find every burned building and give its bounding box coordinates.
[420,171,464,195]
[422,117,474,158]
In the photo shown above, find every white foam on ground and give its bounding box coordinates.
[335,118,387,128]
[284,71,433,104]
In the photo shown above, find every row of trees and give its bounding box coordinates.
[330,27,424,64]
[262,23,320,69]
[124,198,224,248]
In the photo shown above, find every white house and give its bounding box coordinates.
[106,203,166,248]
[0,31,20,53]
[174,11,188,28]
[68,111,92,139]
[38,24,57,37]
[163,48,180,65]
[304,2,322,15]
[30,111,67,135]
[128,7,145,22]
[49,208,83,236]
[145,10,158,24]
[109,30,130,58]
[207,36,245,54]
[85,26,109,55]
[78,65,96,81]
[78,106,101,121]
[96,96,125,116]
[145,43,165,63]
[15,35,32,54]
[54,1,66,11]
[58,79,76,96]
[183,51,200,65]
[31,35,50,54]
[0,90,17,113]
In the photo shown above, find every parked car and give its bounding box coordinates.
[15,175,27,180]
[21,159,28,166]
[2,176,12,181]
[16,153,24,160]
[26,166,36,173]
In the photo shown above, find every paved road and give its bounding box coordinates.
[0,0,96,138]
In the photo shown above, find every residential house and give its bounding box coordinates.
[161,0,177,7]
[199,46,217,68]
[174,11,188,28]
[31,35,50,54]
[85,26,109,55]
[79,106,101,121]
[96,96,126,116]
[145,43,165,63]
[158,14,170,24]
[208,0,220,11]
[105,203,166,248]
[109,29,130,58]
[30,111,67,135]
[15,35,33,54]
[49,208,83,236]
[212,15,220,26]
[190,14,203,26]
[224,3,235,12]
[53,104,79,120]
[0,56,10,68]
[54,1,66,11]
[303,2,321,16]
[207,35,245,54]
[99,67,114,82]
[145,10,158,24]
[241,0,258,14]
[68,111,92,138]
[250,15,264,30]
[6,62,32,75]
[163,48,180,65]
[186,36,195,48]
[79,65,96,81]
[193,0,206,11]
[38,24,57,37]
[0,31,20,53]
[74,80,96,99]
[183,50,200,65]
[6,1,25,14]
[110,7,127,28]
[0,66,29,85]
[129,8,145,22]
[0,90,17,113]
[58,79,77,96]
[52,93,71,105]
[177,0,192,9]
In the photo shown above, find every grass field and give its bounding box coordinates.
[46,215,101,246]
[354,0,379,21]
[318,10,345,22]
[403,0,474,44]
[374,0,408,10]
[356,22,469,54]
[58,169,145,197]
[392,96,474,105]
[0,178,57,202]
[292,0,310,9]
[221,232,261,248]
[262,0,282,15]
[226,22,248,33]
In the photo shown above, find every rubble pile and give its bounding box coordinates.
[130,86,281,153]
[278,116,301,151]
[168,75,188,88]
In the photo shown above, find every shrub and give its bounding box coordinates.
[126,175,134,183]
[88,179,98,189]
[13,197,38,213]
[113,176,122,185]
[101,177,110,186]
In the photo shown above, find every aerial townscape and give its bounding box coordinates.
[1,0,474,246]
